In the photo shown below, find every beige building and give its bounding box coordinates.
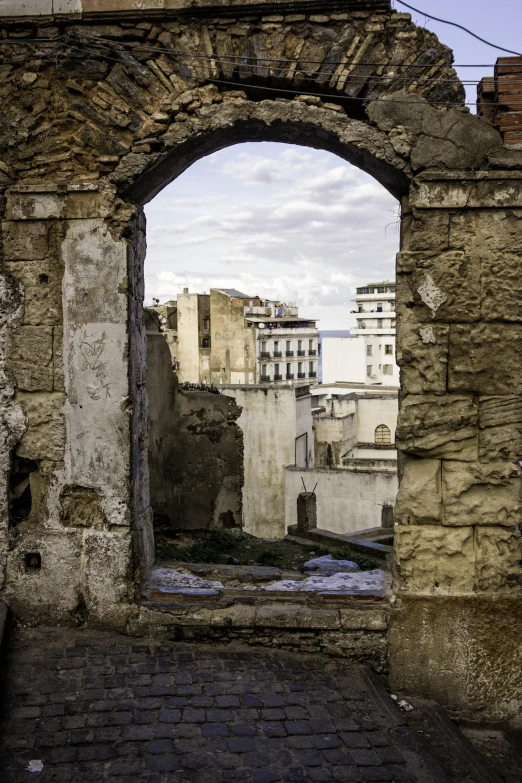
[150,288,319,386]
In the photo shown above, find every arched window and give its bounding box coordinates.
[375,424,391,445]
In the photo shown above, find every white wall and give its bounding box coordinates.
[225,386,312,539]
[177,293,200,383]
[285,466,398,535]
[357,395,398,443]
[322,337,365,384]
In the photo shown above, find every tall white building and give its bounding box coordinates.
[321,281,399,387]
[354,280,398,386]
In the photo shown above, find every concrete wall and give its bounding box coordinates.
[322,337,365,385]
[286,466,398,535]
[177,293,200,383]
[224,385,311,539]
[357,396,398,444]
[147,323,243,532]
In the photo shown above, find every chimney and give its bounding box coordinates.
[478,56,522,146]
[183,287,189,294]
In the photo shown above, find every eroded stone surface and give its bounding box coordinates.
[394,525,475,593]
[397,394,478,461]
[442,461,522,527]
[395,458,442,525]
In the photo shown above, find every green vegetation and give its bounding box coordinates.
[155,529,381,571]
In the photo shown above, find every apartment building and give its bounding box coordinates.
[321,281,399,387]
[148,289,319,386]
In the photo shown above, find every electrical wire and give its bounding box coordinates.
[394,0,522,57]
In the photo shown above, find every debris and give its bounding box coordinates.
[303,554,360,574]
[227,556,240,565]
[398,699,414,712]
[26,760,44,773]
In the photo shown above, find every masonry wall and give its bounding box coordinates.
[286,465,398,534]
[147,320,243,532]
[176,293,200,384]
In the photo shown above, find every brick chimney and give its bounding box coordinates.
[478,57,522,146]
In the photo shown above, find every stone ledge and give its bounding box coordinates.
[0,0,391,21]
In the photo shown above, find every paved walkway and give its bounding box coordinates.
[0,626,502,783]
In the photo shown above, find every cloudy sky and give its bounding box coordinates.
[144,0,520,330]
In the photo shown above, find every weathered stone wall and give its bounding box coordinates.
[286,464,398,534]
[1,0,522,722]
[147,317,243,531]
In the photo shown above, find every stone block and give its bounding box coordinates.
[5,261,63,326]
[394,525,475,593]
[396,312,448,394]
[394,458,441,525]
[449,210,522,254]
[7,326,54,392]
[481,252,522,322]
[2,221,52,261]
[8,326,53,365]
[297,491,317,532]
[475,526,522,592]
[397,394,478,461]
[82,530,133,626]
[405,210,450,252]
[449,323,522,395]
[442,461,522,527]
[5,529,80,625]
[339,608,388,631]
[478,396,522,461]
[411,175,522,210]
[15,392,65,462]
[60,486,107,529]
[0,1,53,14]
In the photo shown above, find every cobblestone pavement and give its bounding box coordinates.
[0,626,500,783]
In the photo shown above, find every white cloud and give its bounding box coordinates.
[144,142,399,330]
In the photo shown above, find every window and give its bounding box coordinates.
[203,317,210,330]
[383,364,393,375]
[262,364,267,374]
[309,361,314,374]
[274,341,279,351]
[309,339,313,351]
[298,362,303,373]
[367,365,372,376]
[286,341,291,350]
[261,340,267,352]
[385,344,393,355]
[201,337,210,348]
[286,363,291,374]
[275,363,279,374]
[367,345,372,356]
[298,340,302,351]
[375,424,391,444]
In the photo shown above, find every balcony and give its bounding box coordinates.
[309,371,317,378]
[260,351,271,359]
[286,373,294,380]
[309,349,317,356]
[260,375,271,382]
[274,374,283,381]
[273,351,282,358]
[297,372,306,379]
[297,350,306,356]
[286,350,294,357]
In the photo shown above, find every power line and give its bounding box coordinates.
[205,77,480,106]
[394,0,522,57]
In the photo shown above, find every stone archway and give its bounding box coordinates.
[1,0,522,722]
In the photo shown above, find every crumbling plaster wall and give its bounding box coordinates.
[147,318,243,532]
[0,1,522,722]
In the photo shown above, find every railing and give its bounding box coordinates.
[286,373,294,379]
[297,350,306,356]
[273,351,282,357]
[274,374,283,381]
[297,372,306,379]
[260,375,271,382]
[309,350,317,356]
[286,350,294,356]
[309,371,317,378]
[260,351,271,358]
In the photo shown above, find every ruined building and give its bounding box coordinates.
[2,0,522,728]
[148,288,319,385]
